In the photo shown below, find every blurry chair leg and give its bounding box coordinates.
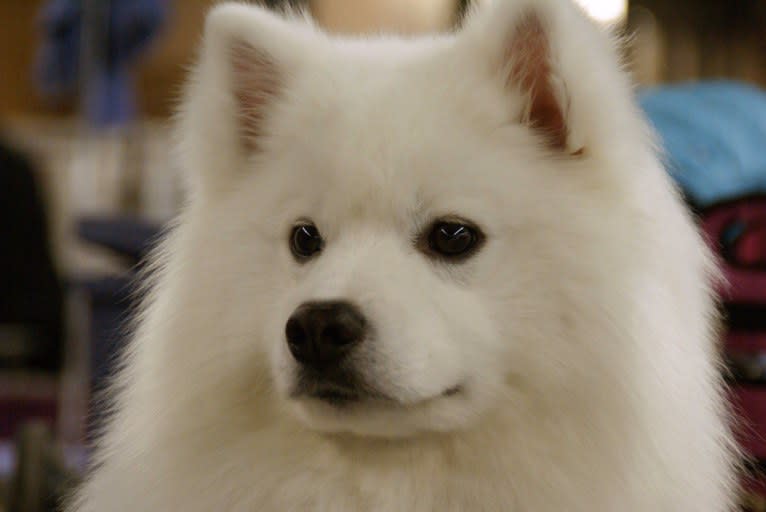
[7,421,79,512]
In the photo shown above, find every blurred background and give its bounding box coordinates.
[1,0,766,510]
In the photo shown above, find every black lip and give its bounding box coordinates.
[291,367,464,407]
[443,385,463,397]
[293,381,464,408]
[311,388,360,406]
[291,369,363,406]
[291,385,362,407]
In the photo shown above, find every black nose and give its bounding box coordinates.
[285,301,367,368]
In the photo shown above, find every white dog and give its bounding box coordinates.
[67,0,739,510]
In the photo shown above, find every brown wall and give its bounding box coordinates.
[629,1,766,86]
[0,1,49,117]
[135,0,211,117]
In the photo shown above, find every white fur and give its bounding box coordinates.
[68,0,739,510]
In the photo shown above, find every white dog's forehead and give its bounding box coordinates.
[264,55,534,226]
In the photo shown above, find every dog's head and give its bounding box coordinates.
[176,0,647,437]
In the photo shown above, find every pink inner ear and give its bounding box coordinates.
[229,41,281,152]
[505,12,568,151]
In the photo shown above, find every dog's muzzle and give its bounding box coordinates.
[285,300,368,404]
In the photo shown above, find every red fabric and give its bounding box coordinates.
[702,196,766,303]
[702,196,766,475]
[0,399,56,438]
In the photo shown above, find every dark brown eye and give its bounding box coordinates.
[427,221,482,259]
[291,223,323,260]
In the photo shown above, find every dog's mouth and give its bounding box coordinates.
[309,387,360,406]
[290,371,464,408]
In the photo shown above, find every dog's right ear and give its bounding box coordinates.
[179,3,313,196]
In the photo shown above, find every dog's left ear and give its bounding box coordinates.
[505,12,571,152]
[461,0,623,155]
[179,3,315,196]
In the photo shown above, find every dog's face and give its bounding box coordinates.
[178,1,640,437]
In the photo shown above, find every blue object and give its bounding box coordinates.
[75,215,163,438]
[640,81,766,207]
[37,0,168,126]
[77,215,162,263]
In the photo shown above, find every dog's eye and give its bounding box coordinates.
[426,221,482,260]
[291,223,323,260]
